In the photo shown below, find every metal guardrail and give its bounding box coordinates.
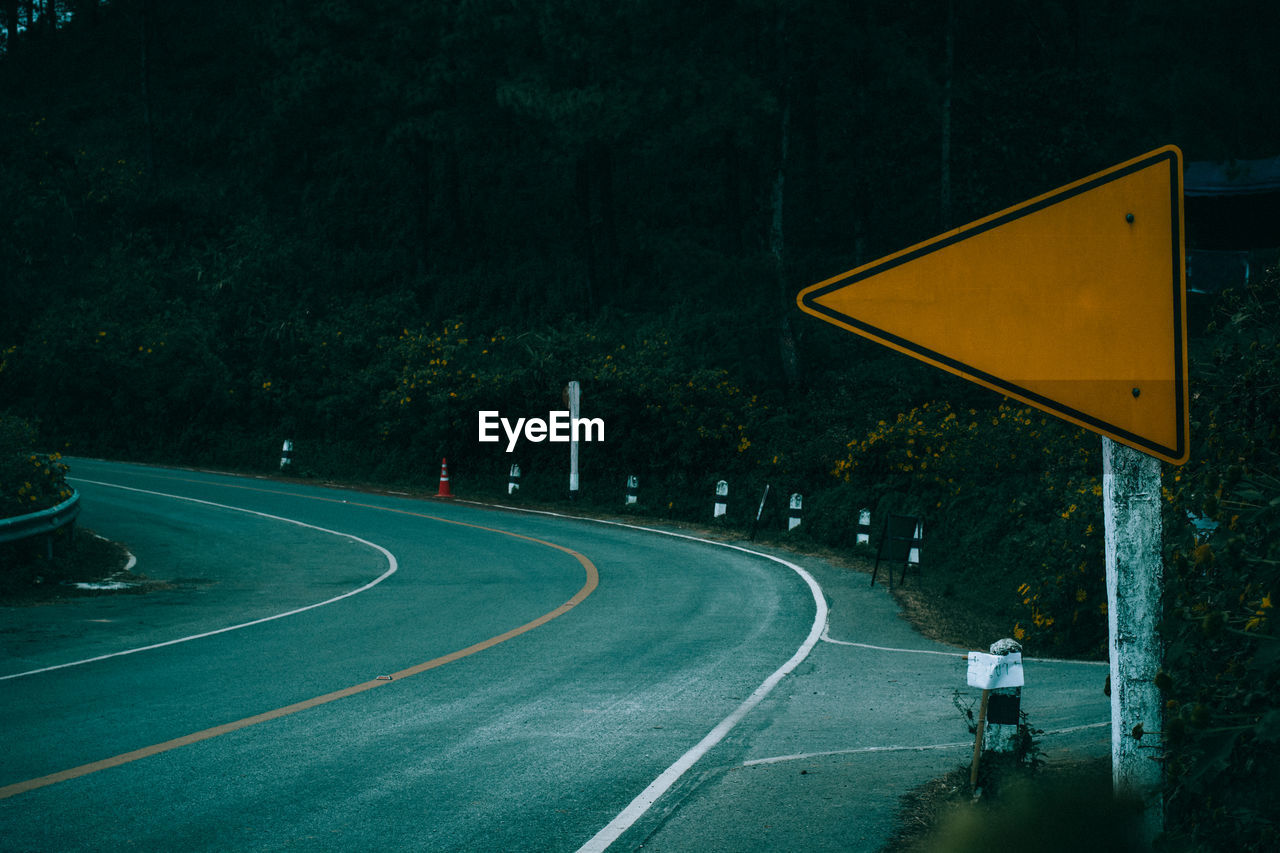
[0,490,81,557]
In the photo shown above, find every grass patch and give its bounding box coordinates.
[0,527,154,604]
[883,756,1140,852]
[888,578,1017,653]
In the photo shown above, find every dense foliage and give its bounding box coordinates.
[0,413,74,579]
[2,2,1279,846]
[0,414,72,519]
[1160,268,1280,850]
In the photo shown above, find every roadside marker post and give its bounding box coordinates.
[798,147,1189,844]
[788,493,803,531]
[625,475,639,506]
[279,439,294,471]
[508,464,521,495]
[713,480,728,519]
[967,642,1026,788]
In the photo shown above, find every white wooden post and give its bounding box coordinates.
[626,475,638,506]
[788,493,803,530]
[508,463,521,495]
[1103,436,1164,843]
[279,439,293,470]
[713,480,728,518]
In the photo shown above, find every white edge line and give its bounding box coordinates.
[1,478,398,682]
[86,529,137,572]
[819,627,1110,667]
[740,721,1110,768]
[446,499,829,853]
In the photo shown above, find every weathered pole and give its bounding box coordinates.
[1102,436,1164,844]
[567,381,581,500]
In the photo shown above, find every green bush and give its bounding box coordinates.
[825,399,1107,655]
[0,415,72,520]
[1159,266,1280,851]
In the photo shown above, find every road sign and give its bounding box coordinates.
[798,146,1189,464]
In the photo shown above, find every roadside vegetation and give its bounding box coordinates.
[0,414,135,599]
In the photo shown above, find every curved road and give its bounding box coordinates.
[0,460,1109,851]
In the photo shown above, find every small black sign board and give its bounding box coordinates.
[986,690,1021,726]
[870,513,923,589]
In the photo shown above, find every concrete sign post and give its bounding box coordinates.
[1103,437,1165,841]
[713,480,728,518]
[967,645,1025,788]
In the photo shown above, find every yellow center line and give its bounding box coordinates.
[0,486,599,801]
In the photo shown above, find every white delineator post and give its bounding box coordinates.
[713,480,728,518]
[857,508,872,545]
[1103,436,1164,843]
[280,439,294,470]
[567,381,581,500]
[788,493,803,530]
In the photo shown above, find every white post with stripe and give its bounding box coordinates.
[788,493,803,530]
[857,508,871,545]
[713,480,728,518]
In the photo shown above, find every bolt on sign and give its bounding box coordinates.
[797,146,1189,464]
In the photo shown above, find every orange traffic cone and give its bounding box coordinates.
[436,457,453,497]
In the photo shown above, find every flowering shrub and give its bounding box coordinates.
[829,398,1107,655]
[0,416,73,519]
[376,319,771,509]
[1157,267,1280,851]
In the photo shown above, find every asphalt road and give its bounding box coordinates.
[0,459,1110,851]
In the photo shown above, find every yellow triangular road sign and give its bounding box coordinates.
[798,146,1189,464]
